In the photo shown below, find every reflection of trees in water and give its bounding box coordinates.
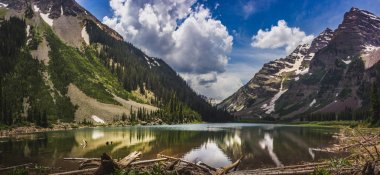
[0,132,77,167]
[70,127,227,160]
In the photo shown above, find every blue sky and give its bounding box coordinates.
[76,0,380,101]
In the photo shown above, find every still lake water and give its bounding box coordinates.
[0,123,342,170]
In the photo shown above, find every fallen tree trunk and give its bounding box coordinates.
[49,168,97,175]
[130,158,167,165]
[63,158,100,161]
[214,157,243,175]
[118,151,142,168]
[0,163,33,172]
[158,154,212,173]
[250,162,329,172]
[231,167,357,175]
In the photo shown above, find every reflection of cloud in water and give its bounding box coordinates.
[259,133,283,167]
[308,148,315,160]
[224,133,241,147]
[92,130,104,140]
[183,140,232,168]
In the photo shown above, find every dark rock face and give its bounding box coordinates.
[311,8,380,72]
[1,0,81,17]
[219,8,380,119]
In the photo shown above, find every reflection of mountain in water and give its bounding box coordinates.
[259,133,283,167]
[0,124,340,170]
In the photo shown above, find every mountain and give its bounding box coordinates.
[218,7,380,120]
[0,0,230,126]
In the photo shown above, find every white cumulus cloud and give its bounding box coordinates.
[103,0,232,75]
[103,0,233,97]
[251,20,314,53]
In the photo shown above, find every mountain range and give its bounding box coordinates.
[218,7,380,120]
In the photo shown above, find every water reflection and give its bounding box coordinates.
[0,124,342,171]
[183,140,231,168]
[259,133,283,167]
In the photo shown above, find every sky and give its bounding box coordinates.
[75,0,380,102]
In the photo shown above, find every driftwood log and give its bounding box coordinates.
[214,157,243,175]
[0,163,33,172]
[158,154,213,173]
[118,151,142,168]
[51,151,142,175]
[158,154,242,175]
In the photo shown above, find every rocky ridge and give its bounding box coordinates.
[218,7,380,120]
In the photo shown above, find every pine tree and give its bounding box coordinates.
[41,110,48,128]
[122,113,127,121]
[370,82,380,125]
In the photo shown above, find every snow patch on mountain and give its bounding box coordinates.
[309,99,316,107]
[261,79,288,114]
[40,13,54,27]
[153,59,160,66]
[356,8,380,21]
[81,27,90,45]
[362,44,380,69]
[33,5,54,26]
[144,56,160,69]
[342,59,351,64]
[26,25,31,45]
[364,45,379,52]
[26,25,30,37]
[276,44,310,76]
[33,5,39,12]
[298,67,309,75]
[91,115,105,124]
[0,2,8,8]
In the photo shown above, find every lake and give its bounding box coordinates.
[0,123,343,171]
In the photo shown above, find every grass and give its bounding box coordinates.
[44,26,137,105]
[291,120,366,128]
[0,8,7,18]
[236,118,277,123]
[235,118,370,128]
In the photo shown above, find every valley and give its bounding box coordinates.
[0,0,380,175]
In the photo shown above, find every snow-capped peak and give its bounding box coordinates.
[0,2,8,8]
[350,7,380,21]
[276,44,311,76]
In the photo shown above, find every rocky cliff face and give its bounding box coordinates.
[218,28,333,115]
[2,0,123,43]
[218,8,380,119]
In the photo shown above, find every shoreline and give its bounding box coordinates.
[0,121,207,138]
[0,123,79,138]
